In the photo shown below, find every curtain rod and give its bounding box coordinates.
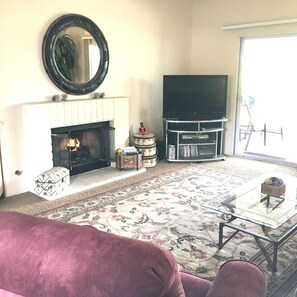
[221,18,297,30]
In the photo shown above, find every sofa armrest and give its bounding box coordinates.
[206,260,267,297]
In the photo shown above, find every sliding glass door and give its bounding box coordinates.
[235,35,297,165]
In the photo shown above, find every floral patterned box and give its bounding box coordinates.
[35,166,70,198]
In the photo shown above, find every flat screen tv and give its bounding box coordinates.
[163,75,228,120]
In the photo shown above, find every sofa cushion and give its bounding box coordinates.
[180,272,212,297]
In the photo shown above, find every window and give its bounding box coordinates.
[236,35,297,164]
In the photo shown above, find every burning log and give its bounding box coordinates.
[67,137,80,151]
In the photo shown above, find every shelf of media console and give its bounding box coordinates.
[167,128,224,133]
[164,118,227,162]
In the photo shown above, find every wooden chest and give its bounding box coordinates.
[116,153,142,170]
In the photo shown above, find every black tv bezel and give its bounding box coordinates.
[163,74,228,120]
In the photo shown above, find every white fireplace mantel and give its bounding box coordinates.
[16,97,129,195]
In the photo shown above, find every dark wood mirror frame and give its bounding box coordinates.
[42,14,109,95]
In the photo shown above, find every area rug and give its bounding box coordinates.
[36,158,297,296]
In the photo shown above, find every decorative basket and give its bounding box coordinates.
[261,183,286,197]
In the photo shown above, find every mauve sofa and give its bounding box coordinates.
[0,211,267,297]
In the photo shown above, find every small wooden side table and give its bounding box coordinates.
[116,153,142,170]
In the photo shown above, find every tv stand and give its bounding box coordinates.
[163,118,227,162]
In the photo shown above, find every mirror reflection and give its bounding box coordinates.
[42,14,109,95]
[55,27,100,84]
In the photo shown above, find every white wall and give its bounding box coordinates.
[191,0,297,154]
[3,0,297,196]
[0,0,192,196]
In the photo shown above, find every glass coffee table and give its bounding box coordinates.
[202,173,297,272]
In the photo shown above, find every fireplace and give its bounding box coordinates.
[51,121,115,175]
[8,97,129,197]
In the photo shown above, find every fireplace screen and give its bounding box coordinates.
[51,121,115,175]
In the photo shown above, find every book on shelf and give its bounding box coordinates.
[179,145,199,158]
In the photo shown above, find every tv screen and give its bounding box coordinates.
[163,75,228,120]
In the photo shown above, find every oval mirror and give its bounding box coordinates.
[42,14,109,95]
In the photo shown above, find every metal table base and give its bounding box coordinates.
[218,215,297,272]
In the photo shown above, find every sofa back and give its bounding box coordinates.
[0,211,185,297]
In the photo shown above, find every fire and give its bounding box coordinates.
[67,137,80,151]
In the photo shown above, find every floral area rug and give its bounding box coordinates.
[38,158,297,296]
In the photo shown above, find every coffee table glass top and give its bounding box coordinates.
[202,173,297,229]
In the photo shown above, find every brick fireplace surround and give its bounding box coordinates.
[16,97,129,195]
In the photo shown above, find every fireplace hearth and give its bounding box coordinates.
[51,121,115,175]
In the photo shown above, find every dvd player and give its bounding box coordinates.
[182,134,209,140]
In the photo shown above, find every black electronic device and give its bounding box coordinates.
[163,75,228,120]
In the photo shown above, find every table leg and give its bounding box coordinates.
[218,218,239,249]
[219,221,224,248]
[254,237,278,272]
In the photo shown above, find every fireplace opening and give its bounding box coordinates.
[51,121,115,175]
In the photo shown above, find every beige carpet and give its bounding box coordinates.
[0,192,46,211]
